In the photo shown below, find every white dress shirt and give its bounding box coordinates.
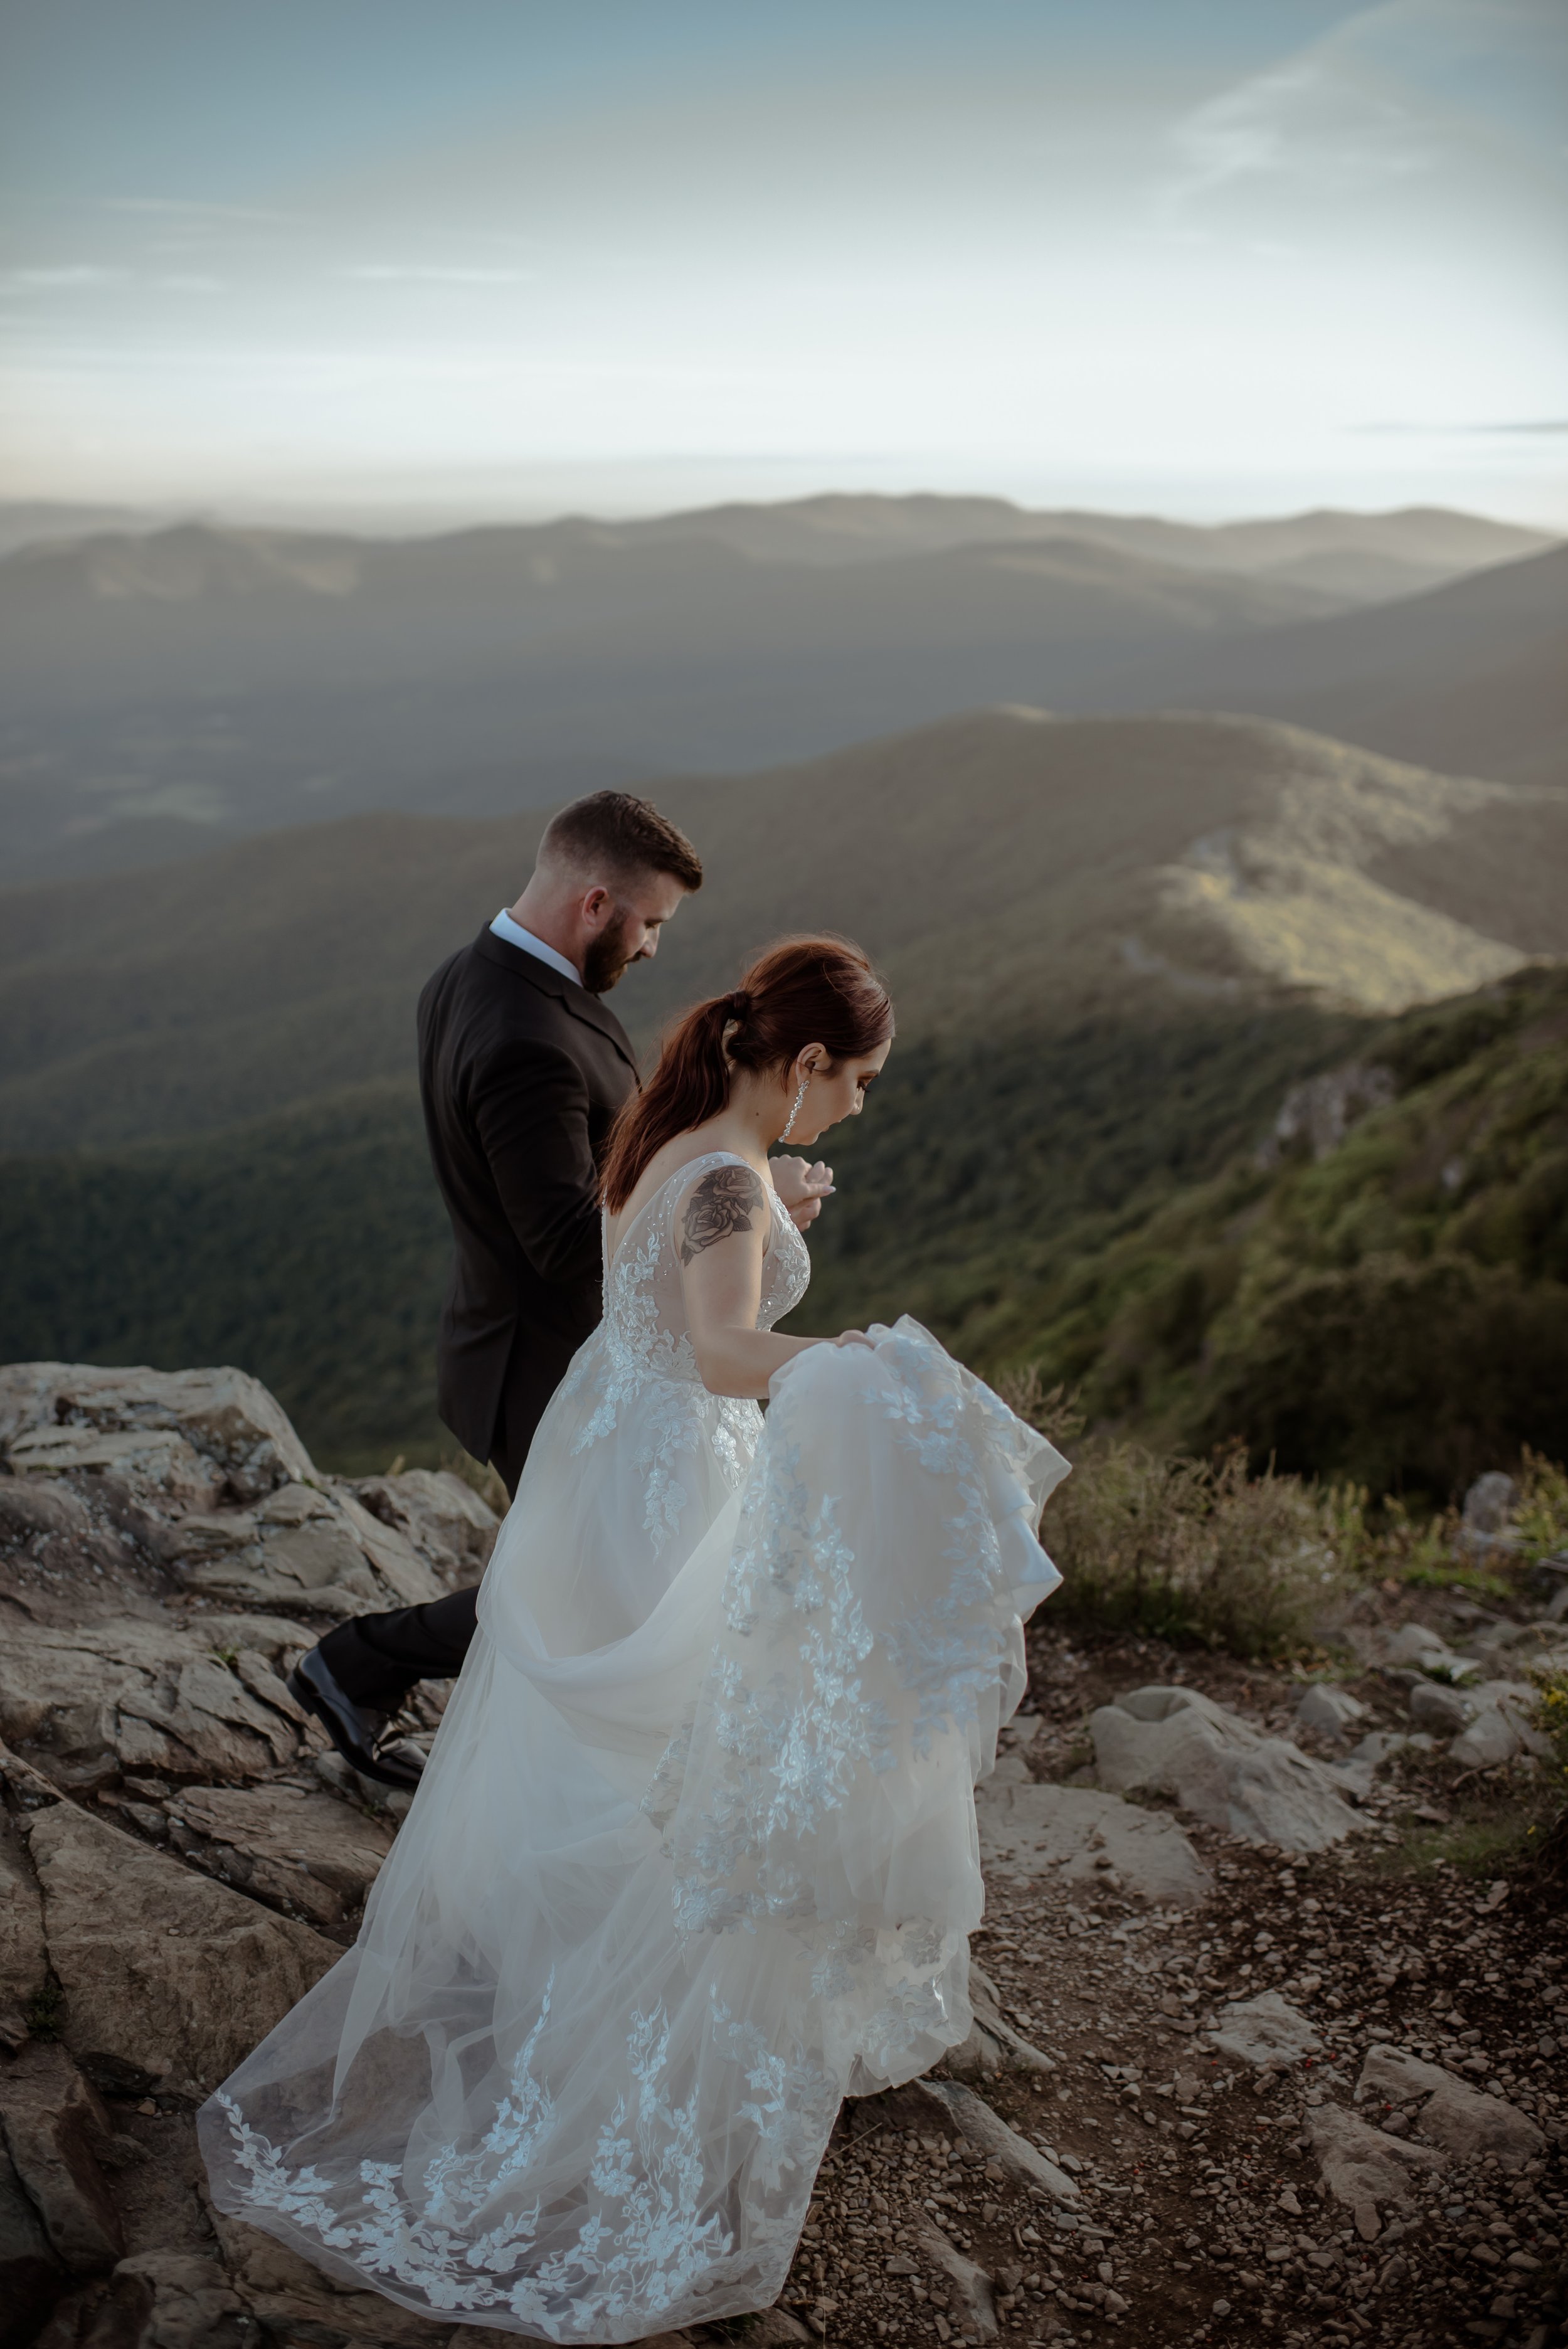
[490,908,582,987]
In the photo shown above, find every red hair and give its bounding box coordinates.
[600,935,894,1212]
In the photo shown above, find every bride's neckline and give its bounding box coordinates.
[604,1146,777,1273]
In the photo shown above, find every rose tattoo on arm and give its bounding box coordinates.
[679,1164,766,1265]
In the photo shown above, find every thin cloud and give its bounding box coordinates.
[342,263,536,286]
[1165,54,1434,212]
[105,197,294,224]
[1353,419,1568,436]
[4,265,124,290]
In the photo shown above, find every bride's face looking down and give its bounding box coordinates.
[746,1042,891,1148]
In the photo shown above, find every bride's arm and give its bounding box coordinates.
[677,1163,864,1398]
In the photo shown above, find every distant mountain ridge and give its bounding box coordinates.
[4,489,1549,580]
[1096,543,1568,792]
[0,493,1557,885]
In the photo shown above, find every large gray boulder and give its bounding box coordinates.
[1358,2043,1545,2166]
[172,1781,395,1934]
[0,1363,315,1505]
[0,1618,305,1786]
[1446,1680,1551,1769]
[204,2200,497,2345]
[975,1772,1211,1906]
[1407,1680,1477,1736]
[353,1467,499,1590]
[16,1778,337,2096]
[0,2040,124,2276]
[90,2251,253,2349]
[1306,2101,1446,2221]
[1381,1623,1478,1681]
[0,1805,48,2041]
[0,1362,470,1622]
[168,1481,446,1615]
[1089,1686,1363,1852]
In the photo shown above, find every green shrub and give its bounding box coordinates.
[1518,1450,1568,1566]
[1531,1670,1568,1790]
[1192,1251,1568,1500]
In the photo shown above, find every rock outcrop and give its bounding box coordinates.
[977,1763,1212,1906]
[0,1361,499,2346]
[1088,1685,1364,1852]
[1357,2043,1546,2166]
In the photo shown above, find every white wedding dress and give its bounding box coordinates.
[199,1150,1067,2340]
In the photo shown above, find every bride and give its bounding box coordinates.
[199,935,1068,2341]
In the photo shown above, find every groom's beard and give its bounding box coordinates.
[581,911,642,995]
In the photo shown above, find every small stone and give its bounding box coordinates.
[1295,1686,1365,1742]
[1208,1991,1323,2071]
[1409,1682,1475,1737]
[1212,2299,1232,2317]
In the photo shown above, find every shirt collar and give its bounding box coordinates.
[490,909,582,988]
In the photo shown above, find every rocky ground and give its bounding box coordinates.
[0,1362,1564,2349]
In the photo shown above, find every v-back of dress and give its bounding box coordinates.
[200,1151,1066,2341]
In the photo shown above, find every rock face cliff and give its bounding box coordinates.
[0,1360,501,2348]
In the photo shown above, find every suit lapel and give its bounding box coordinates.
[473,928,638,1076]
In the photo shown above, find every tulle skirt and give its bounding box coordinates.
[198,1318,1066,2340]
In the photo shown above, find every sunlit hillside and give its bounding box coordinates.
[4,709,1565,1155]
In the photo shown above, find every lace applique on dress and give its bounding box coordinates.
[213,1981,835,2336]
[568,1152,807,1553]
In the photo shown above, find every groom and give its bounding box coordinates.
[290,790,705,1787]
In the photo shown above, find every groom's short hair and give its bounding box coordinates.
[539,791,703,894]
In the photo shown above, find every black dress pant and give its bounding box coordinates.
[317,1359,538,1715]
[317,1584,481,1714]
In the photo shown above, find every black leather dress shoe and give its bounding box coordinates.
[287,1647,425,1791]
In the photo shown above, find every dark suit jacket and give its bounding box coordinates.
[418,928,638,1469]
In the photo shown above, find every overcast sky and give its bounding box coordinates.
[2,0,1564,524]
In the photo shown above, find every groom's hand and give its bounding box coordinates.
[770,1155,835,1231]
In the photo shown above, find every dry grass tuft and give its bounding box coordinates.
[1004,1374,1342,1657]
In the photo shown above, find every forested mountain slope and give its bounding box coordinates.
[4,709,1565,1152]
[798,966,1568,1498]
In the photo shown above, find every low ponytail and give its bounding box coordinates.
[600,936,893,1213]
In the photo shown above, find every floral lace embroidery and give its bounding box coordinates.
[568,1154,806,1552]
[213,1983,829,2335]
[662,1327,1057,1933]
[665,1436,896,1934]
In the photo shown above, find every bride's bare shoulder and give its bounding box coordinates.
[674,1158,770,1267]
[606,1133,765,1259]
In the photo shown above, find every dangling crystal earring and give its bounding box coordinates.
[780,1073,809,1142]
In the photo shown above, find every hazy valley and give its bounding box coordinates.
[0,494,1557,886]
